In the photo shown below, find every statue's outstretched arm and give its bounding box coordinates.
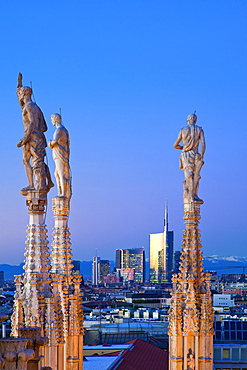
[16,73,24,107]
[17,73,23,88]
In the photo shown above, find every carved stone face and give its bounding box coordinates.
[51,114,61,126]
[18,86,32,100]
[17,87,32,108]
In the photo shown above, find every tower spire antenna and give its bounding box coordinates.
[164,199,168,230]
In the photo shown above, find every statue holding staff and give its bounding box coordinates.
[173,113,206,203]
[16,73,54,195]
[49,113,72,199]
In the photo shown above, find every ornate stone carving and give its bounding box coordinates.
[16,73,54,195]
[169,121,213,370]
[12,92,83,369]
[25,190,47,212]
[173,113,205,203]
[0,338,35,370]
[49,194,83,367]
[187,349,195,370]
[49,114,72,199]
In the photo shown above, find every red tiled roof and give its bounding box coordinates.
[114,338,168,370]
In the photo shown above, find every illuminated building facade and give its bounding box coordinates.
[149,205,174,283]
[115,247,145,283]
[99,259,110,283]
[92,256,100,285]
[92,257,110,285]
[116,267,135,282]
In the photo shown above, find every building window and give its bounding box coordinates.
[222,349,230,359]
[224,331,230,340]
[232,348,239,360]
[214,348,221,360]
[241,348,247,360]
[231,331,236,340]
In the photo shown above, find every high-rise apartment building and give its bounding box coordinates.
[92,256,100,285]
[92,257,110,285]
[115,247,145,283]
[149,204,174,283]
[99,259,110,283]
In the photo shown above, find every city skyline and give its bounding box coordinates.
[0,1,246,263]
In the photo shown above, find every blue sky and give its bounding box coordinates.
[0,0,246,264]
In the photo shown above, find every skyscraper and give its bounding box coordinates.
[92,257,110,285]
[99,259,110,283]
[115,247,145,283]
[92,256,100,285]
[149,203,174,283]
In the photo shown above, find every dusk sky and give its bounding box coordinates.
[0,1,246,264]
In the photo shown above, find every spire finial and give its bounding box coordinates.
[164,199,168,229]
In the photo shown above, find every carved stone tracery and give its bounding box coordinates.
[11,191,83,369]
[168,200,214,370]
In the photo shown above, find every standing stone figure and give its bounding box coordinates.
[49,114,72,199]
[173,113,205,202]
[16,73,54,195]
[187,350,195,370]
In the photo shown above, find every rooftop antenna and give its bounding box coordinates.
[164,198,168,232]
[30,81,36,103]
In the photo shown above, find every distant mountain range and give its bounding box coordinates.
[203,255,247,274]
[1,256,247,280]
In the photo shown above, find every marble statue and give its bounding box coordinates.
[173,113,205,202]
[49,114,71,199]
[16,73,54,195]
[187,350,195,370]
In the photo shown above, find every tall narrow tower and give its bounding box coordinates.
[149,202,174,283]
[164,202,174,282]
[92,256,100,286]
[169,114,214,370]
